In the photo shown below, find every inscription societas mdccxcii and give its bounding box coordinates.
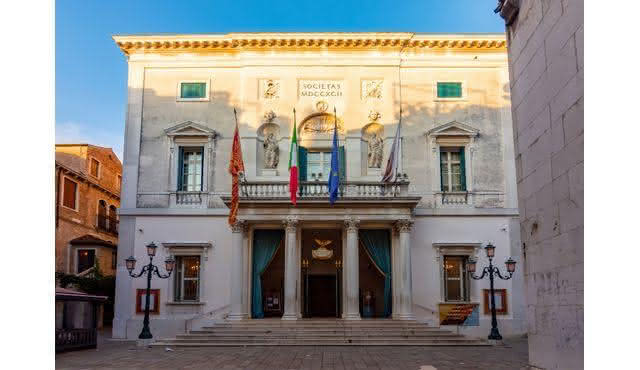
[299,80,344,98]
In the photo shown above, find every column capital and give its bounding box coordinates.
[230,220,247,233]
[344,217,360,232]
[394,219,414,233]
[283,217,299,232]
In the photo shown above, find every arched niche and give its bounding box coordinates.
[256,121,281,176]
[298,112,345,149]
[361,121,384,174]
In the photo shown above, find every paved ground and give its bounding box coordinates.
[56,330,529,369]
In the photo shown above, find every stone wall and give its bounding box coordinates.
[501,1,583,368]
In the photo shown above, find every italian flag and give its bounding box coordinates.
[288,111,299,205]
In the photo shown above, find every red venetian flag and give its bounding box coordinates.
[228,108,245,225]
[288,108,299,205]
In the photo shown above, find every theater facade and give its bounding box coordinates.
[112,32,525,340]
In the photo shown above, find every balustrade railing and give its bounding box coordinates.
[240,180,410,200]
[55,328,97,352]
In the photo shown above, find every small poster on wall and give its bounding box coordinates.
[136,289,160,314]
[483,289,508,315]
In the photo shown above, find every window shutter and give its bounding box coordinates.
[199,146,204,192]
[177,147,184,191]
[439,151,446,192]
[459,147,467,191]
[338,146,346,181]
[298,146,308,181]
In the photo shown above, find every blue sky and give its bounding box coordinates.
[55,0,504,159]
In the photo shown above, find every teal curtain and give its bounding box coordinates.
[251,230,284,318]
[459,147,466,191]
[359,229,392,317]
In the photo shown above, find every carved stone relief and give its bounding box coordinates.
[260,79,280,99]
[361,80,383,100]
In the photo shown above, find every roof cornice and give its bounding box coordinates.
[113,32,506,56]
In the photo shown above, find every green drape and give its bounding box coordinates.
[251,229,284,318]
[338,146,346,181]
[359,229,392,317]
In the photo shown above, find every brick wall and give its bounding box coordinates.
[503,1,583,369]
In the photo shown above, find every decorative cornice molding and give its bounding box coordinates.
[426,120,480,138]
[283,217,299,232]
[113,33,507,56]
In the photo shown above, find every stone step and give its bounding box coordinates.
[196,327,449,333]
[178,333,463,339]
[154,340,490,347]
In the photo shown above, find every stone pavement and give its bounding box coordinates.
[56,330,529,369]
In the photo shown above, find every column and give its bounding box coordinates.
[228,220,248,320]
[394,219,415,320]
[282,217,299,320]
[343,217,361,320]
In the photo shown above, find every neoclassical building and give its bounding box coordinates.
[112,32,525,340]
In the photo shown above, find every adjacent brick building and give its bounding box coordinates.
[55,144,122,276]
[496,1,583,369]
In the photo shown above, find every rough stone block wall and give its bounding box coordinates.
[505,1,583,369]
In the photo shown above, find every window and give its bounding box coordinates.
[440,148,466,192]
[178,147,204,191]
[77,249,95,273]
[90,158,100,177]
[97,200,107,231]
[179,82,207,99]
[112,251,117,269]
[174,256,201,301]
[62,178,78,210]
[308,151,332,178]
[444,256,469,301]
[437,82,463,99]
[117,175,122,190]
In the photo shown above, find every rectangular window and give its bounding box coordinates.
[112,251,117,269]
[179,147,204,191]
[307,151,332,178]
[117,175,122,190]
[62,178,78,209]
[174,256,201,301]
[180,82,207,99]
[77,249,96,273]
[90,158,100,177]
[437,82,463,99]
[443,256,469,302]
[440,148,466,192]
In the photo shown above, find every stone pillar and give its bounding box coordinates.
[282,217,299,320]
[228,221,248,320]
[343,217,361,320]
[394,219,415,320]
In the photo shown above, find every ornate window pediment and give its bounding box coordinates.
[164,121,217,138]
[426,121,479,138]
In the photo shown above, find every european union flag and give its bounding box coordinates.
[328,116,340,204]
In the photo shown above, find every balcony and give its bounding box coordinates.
[434,191,505,208]
[97,215,119,235]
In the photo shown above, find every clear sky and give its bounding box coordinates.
[55,0,504,159]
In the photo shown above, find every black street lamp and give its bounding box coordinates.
[125,242,175,340]
[467,243,517,341]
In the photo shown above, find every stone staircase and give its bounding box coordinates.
[154,319,490,346]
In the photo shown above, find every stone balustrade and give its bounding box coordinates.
[240,180,410,200]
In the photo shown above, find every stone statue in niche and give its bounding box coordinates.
[263,133,279,169]
[367,132,384,168]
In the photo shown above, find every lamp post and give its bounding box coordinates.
[467,243,517,341]
[125,242,175,340]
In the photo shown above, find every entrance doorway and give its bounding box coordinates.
[301,229,342,318]
[308,275,336,317]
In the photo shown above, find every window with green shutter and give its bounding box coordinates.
[180,82,207,99]
[437,82,463,99]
